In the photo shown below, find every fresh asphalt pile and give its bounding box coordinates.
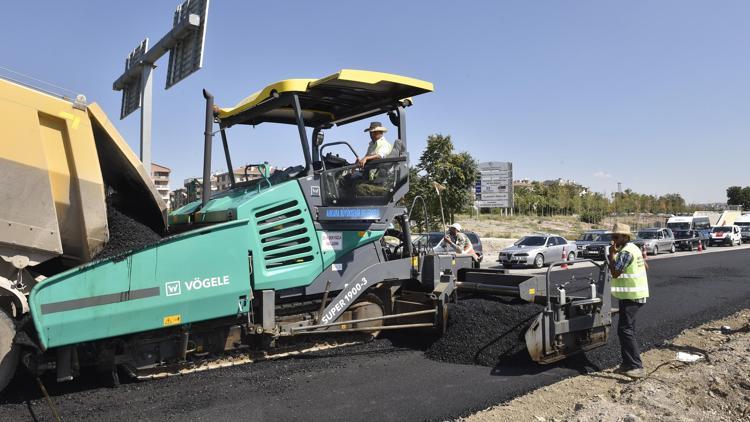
[425,296,543,366]
[94,202,163,260]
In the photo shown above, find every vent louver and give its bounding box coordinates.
[255,200,314,269]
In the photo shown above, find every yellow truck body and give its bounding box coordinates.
[0,78,166,267]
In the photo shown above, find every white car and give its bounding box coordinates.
[709,225,742,247]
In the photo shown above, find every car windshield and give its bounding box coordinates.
[594,233,613,242]
[414,233,444,247]
[638,231,658,239]
[673,230,692,238]
[667,222,691,230]
[578,233,598,241]
[712,227,732,232]
[518,236,546,246]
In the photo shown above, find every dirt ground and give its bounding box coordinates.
[464,309,750,422]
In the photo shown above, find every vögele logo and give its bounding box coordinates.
[165,280,182,296]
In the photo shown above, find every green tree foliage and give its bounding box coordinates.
[511,182,690,217]
[403,134,478,231]
[726,185,750,209]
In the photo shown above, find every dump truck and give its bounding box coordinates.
[1,70,612,392]
[0,77,167,390]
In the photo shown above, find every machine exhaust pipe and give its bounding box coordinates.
[201,89,214,208]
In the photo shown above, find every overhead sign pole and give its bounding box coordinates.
[140,63,154,174]
[113,0,210,175]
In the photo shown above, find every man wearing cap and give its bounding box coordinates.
[357,122,392,169]
[434,223,476,259]
[607,222,649,379]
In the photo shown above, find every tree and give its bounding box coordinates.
[403,134,478,230]
[727,186,742,206]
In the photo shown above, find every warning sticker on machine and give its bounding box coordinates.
[320,232,343,251]
[163,314,181,326]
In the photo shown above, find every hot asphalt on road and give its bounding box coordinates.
[2,247,749,421]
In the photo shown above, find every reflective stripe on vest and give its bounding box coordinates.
[611,242,649,300]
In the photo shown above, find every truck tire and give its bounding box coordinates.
[0,310,19,392]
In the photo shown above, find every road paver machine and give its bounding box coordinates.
[2,70,612,390]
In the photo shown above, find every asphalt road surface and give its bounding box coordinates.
[2,247,749,421]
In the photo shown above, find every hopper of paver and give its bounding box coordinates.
[455,260,612,364]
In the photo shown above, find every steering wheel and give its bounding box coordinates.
[384,228,407,258]
[319,141,360,169]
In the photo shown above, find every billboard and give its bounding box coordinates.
[119,39,148,119]
[166,0,210,89]
[475,161,513,208]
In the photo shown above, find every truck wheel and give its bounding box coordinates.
[0,310,19,392]
[533,254,544,269]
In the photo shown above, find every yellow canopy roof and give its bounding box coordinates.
[217,69,433,127]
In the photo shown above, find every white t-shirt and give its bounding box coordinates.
[366,137,392,159]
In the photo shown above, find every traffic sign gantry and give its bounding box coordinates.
[113,0,210,174]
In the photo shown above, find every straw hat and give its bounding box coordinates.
[611,222,634,239]
[364,121,388,133]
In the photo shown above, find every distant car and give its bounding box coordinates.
[577,232,614,261]
[709,225,741,247]
[734,214,750,243]
[576,230,608,256]
[672,229,703,251]
[636,228,675,255]
[413,230,483,266]
[498,234,576,269]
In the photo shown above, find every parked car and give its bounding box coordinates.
[413,230,484,266]
[576,230,608,256]
[498,233,576,269]
[672,229,704,251]
[709,225,742,246]
[666,215,712,246]
[577,232,614,261]
[636,228,675,255]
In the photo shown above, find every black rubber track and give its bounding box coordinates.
[2,249,749,421]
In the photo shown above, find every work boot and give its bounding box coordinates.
[612,365,630,374]
[624,367,645,379]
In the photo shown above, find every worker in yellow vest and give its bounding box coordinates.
[607,222,649,379]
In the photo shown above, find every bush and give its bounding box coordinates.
[580,210,604,224]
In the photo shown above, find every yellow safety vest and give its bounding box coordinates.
[611,242,649,300]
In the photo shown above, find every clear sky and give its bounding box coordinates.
[4,1,748,203]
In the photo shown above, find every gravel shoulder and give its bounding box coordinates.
[465,309,750,422]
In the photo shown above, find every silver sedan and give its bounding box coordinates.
[498,234,576,269]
